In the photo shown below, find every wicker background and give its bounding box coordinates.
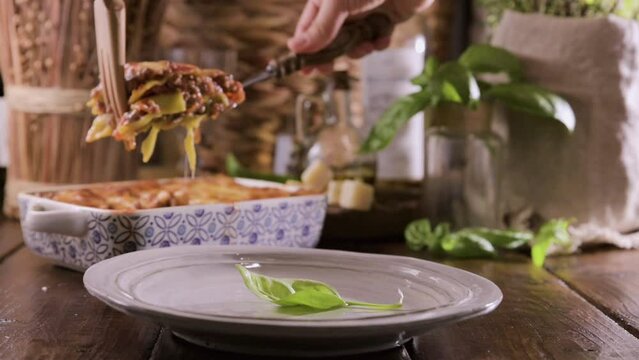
[0,0,168,217]
[160,0,325,172]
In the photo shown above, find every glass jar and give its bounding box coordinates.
[422,103,503,229]
[297,71,377,184]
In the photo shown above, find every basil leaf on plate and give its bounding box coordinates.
[361,91,431,153]
[291,279,341,295]
[459,44,523,81]
[531,219,572,267]
[276,289,347,310]
[236,265,403,311]
[483,83,576,132]
[236,263,293,302]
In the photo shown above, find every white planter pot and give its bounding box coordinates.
[493,11,639,249]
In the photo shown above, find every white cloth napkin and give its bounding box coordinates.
[492,11,639,251]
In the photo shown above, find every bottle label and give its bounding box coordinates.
[362,45,424,181]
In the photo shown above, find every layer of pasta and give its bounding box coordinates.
[86,61,245,173]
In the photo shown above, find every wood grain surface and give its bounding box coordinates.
[334,243,639,359]
[1,220,638,360]
[0,247,160,360]
[0,219,23,260]
[412,258,639,360]
[546,249,639,338]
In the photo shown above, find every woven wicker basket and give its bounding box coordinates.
[0,0,168,217]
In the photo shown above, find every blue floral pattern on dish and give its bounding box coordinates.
[19,195,327,271]
[185,209,213,244]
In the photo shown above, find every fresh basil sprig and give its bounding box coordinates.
[236,265,403,311]
[458,44,523,81]
[361,44,576,154]
[441,231,497,259]
[483,83,576,131]
[531,218,572,267]
[226,154,296,183]
[361,92,432,153]
[405,218,572,266]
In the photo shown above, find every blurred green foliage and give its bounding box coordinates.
[479,0,639,27]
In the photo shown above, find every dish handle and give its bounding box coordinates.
[23,202,90,238]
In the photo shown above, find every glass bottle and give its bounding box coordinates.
[423,103,503,229]
[361,18,426,189]
[301,71,376,183]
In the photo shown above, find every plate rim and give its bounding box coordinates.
[83,246,502,332]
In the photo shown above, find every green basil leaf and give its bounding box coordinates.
[431,222,450,255]
[467,228,533,249]
[432,63,481,106]
[441,232,497,258]
[433,222,451,239]
[226,154,296,183]
[439,81,463,103]
[459,44,523,81]
[345,298,403,310]
[291,280,341,296]
[277,289,347,309]
[425,57,440,79]
[236,265,403,311]
[360,91,431,153]
[531,219,572,267]
[412,57,440,86]
[236,264,293,302]
[405,219,433,251]
[483,83,576,132]
[404,219,450,254]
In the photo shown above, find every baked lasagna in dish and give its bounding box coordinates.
[86,61,245,173]
[40,175,314,211]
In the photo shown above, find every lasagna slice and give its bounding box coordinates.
[86,61,245,173]
[40,175,315,210]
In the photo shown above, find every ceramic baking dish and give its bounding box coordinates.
[18,178,327,272]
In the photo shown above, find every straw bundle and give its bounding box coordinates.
[160,0,324,172]
[0,0,168,217]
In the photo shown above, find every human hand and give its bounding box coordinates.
[288,0,433,73]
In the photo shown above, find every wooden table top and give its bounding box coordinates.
[1,219,638,359]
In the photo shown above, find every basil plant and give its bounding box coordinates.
[360,44,576,153]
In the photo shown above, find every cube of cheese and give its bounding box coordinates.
[327,180,343,205]
[339,180,374,211]
[301,160,333,191]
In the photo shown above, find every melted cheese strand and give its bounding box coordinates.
[184,126,197,175]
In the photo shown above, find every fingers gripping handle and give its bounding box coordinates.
[270,13,393,78]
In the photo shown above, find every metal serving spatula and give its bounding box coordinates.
[94,0,128,119]
[243,13,393,88]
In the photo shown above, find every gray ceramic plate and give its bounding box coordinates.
[83,246,502,357]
